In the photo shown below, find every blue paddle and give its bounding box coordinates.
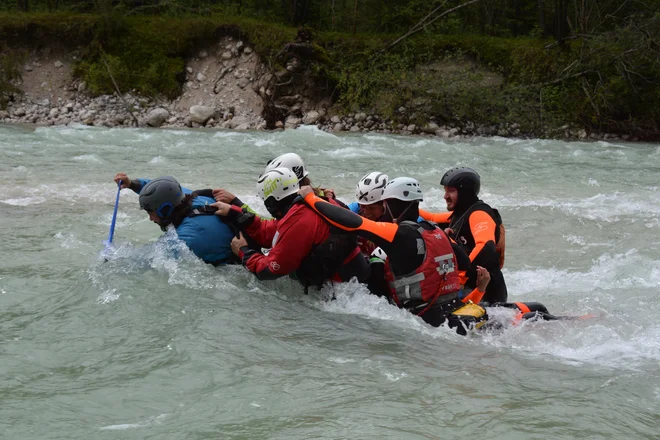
[103,180,122,259]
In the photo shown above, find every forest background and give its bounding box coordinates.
[1,0,659,139]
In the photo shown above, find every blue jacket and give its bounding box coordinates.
[134,178,235,265]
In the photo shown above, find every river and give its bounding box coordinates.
[1,124,659,439]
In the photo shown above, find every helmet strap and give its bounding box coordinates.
[384,201,395,223]
[156,202,174,218]
[395,202,414,224]
[384,200,415,224]
[265,194,297,219]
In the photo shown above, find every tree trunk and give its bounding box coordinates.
[331,0,335,31]
[555,0,568,47]
[352,0,358,35]
[538,0,546,36]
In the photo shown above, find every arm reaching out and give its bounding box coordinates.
[461,266,490,304]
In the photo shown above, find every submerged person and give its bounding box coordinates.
[345,172,475,300]
[264,152,344,204]
[419,167,508,303]
[348,172,389,221]
[210,167,370,291]
[298,177,491,331]
[212,152,345,212]
[346,172,389,258]
[112,173,237,265]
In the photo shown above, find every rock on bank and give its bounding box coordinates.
[0,37,629,142]
[0,37,275,130]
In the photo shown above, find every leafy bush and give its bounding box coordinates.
[0,45,24,109]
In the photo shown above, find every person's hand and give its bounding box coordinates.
[444,227,454,236]
[476,266,491,292]
[231,232,248,256]
[210,201,231,217]
[323,188,336,200]
[213,188,235,203]
[114,172,132,189]
[298,185,314,198]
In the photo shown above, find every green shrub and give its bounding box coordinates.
[0,45,24,109]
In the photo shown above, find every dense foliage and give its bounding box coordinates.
[1,0,658,138]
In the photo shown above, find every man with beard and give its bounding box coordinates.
[299,177,491,331]
[419,167,507,303]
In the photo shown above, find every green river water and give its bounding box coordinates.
[1,124,659,439]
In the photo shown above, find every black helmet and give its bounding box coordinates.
[440,167,481,196]
[139,176,185,218]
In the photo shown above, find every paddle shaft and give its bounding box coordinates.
[107,180,122,244]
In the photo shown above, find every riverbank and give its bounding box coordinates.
[0,13,656,141]
[0,41,628,141]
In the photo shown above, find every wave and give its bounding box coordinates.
[0,196,47,206]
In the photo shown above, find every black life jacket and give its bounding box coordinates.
[295,225,362,291]
[447,200,506,270]
[292,195,367,290]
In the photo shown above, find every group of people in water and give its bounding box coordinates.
[113,152,558,335]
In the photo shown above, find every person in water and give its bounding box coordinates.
[419,167,507,303]
[348,172,389,221]
[347,172,477,296]
[112,173,237,265]
[298,177,491,331]
[210,167,370,291]
[213,152,345,211]
[265,152,340,201]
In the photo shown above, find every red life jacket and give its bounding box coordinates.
[386,221,462,312]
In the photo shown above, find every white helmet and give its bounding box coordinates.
[265,153,308,181]
[256,167,300,201]
[382,177,423,202]
[355,172,388,205]
[371,247,388,261]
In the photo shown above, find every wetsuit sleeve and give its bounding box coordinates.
[191,188,214,198]
[467,210,497,262]
[462,287,486,304]
[304,193,429,275]
[303,193,398,246]
[130,178,150,194]
[418,209,451,224]
[230,198,262,215]
[240,209,317,280]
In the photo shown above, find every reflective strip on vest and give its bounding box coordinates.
[434,253,455,274]
[416,238,425,255]
[389,272,425,300]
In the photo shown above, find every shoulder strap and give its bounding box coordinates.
[449,200,489,233]
[191,188,214,199]
[187,205,218,217]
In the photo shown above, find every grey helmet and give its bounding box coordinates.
[440,167,481,196]
[139,176,185,218]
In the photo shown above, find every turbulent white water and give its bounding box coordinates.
[1,124,659,439]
